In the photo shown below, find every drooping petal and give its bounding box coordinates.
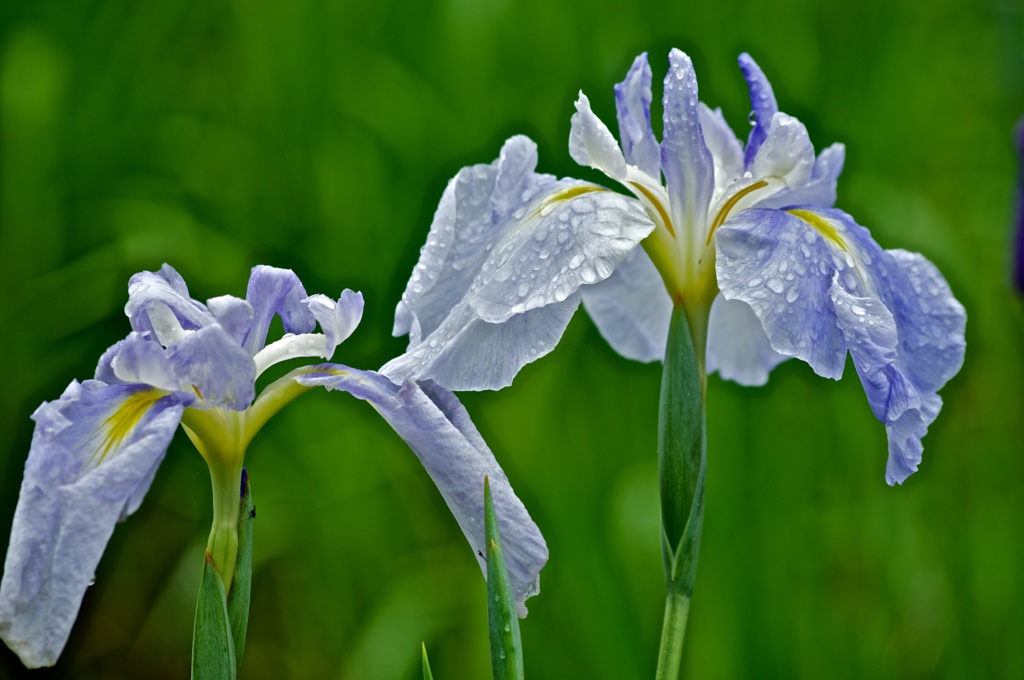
[304,290,364,358]
[661,49,715,239]
[754,143,845,210]
[383,295,581,391]
[738,53,779,168]
[706,295,789,386]
[125,265,215,340]
[715,208,849,378]
[206,295,254,346]
[580,247,671,362]
[387,136,653,391]
[296,367,548,616]
[242,266,317,355]
[570,92,628,181]
[0,381,188,668]
[613,53,661,179]
[698,104,745,203]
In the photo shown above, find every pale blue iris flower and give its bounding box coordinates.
[0,264,546,668]
[383,50,966,486]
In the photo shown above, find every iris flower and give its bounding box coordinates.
[382,50,965,485]
[0,264,547,668]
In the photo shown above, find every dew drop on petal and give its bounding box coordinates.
[748,110,757,126]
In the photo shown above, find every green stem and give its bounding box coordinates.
[655,591,691,680]
[207,461,243,593]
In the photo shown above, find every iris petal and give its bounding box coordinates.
[706,295,789,386]
[613,53,661,179]
[0,381,187,668]
[243,266,316,355]
[738,53,779,168]
[296,368,548,615]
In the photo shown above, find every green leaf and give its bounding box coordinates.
[421,642,435,680]
[484,476,524,680]
[192,552,236,680]
[227,468,254,671]
[658,305,707,595]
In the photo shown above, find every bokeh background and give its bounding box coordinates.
[1,0,1022,678]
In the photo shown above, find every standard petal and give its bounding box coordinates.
[697,104,745,203]
[166,325,257,410]
[613,53,661,179]
[242,266,316,355]
[569,92,628,181]
[0,381,187,667]
[738,53,779,168]
[206,295,254,346]
[296,368,548,616]
[109,332,184,392]
[706,295,789,386]
[715,208,849,378]
[580,247,671,362]
[382,295,581,391]
[661,49,715,238]
[304,290,364,358]
[125,265,215,340]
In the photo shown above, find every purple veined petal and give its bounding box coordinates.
[393,136,549,346]
[0,381,188,668]
[753,143,846,210]
[706,295,789,386]
[382,294,581,391]
[166,325,257,410]
[206,295,254,346]
[125,265,215,339]
[738,53,779,169]
[295,367,548,616]
[697,103,745,204]
[570,92,628,181]
[242,266,317,356]
[580,247,671,363]
[304,290,364,359]
[829,276,934,485]
[661,49,715,238]
[613,53,661,179]
[751,113,815,187]
[715,208,850,379]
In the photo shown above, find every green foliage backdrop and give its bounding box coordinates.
[0,0,1021,678]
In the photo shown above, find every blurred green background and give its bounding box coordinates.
[1,0,1022,678]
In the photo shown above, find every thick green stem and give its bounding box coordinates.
[655,303,708,679]
[207,461,243,593]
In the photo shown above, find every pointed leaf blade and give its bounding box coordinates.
[484,477,524,680]
[422,642,435,680]
[227,468,254,671]
[192,552,236,680]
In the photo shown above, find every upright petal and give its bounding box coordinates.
[125,265,215,340]
[706,295,789,386]
[580,247,671,362]
[296,367,548,616]
[570,93,628,181]
[613,53,661,179]
[738,53,779,168]
[698,104,745,204]
[166,325,257,410]
[206,295,254,346]
[304,290,364,359]
[661,49,715,239]
[0,381,187,667]
[242,266,316,355]
[754,143,845,210]
[751,113,815,187]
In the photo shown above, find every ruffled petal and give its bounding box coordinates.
[706,295,789,386]
[613,53,661,179]
[242,266,316,355]
[304,290,364,359]
[738,53,779,168]
[125,265,215,340]
[580,247,671,362]
[751,113,815,187]
[0,381,187,667]
[570,92,628,181]
[296,368,548,616]
[661,49,715,238]
[388,136,653,391]
[754,143,845,210]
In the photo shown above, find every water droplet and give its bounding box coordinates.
[517,282,529,297]
[785,288,799,303]
[568,254,584,269]
[580,266,597,283]
[766,278,784,294]
[851,304,866,316]
[513,208,526,219]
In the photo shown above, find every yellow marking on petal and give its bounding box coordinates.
[94,388,163,465]
[706,180,769,245]
[787,209,849,252]
[629,181,675,238]
[527,185,607,221]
